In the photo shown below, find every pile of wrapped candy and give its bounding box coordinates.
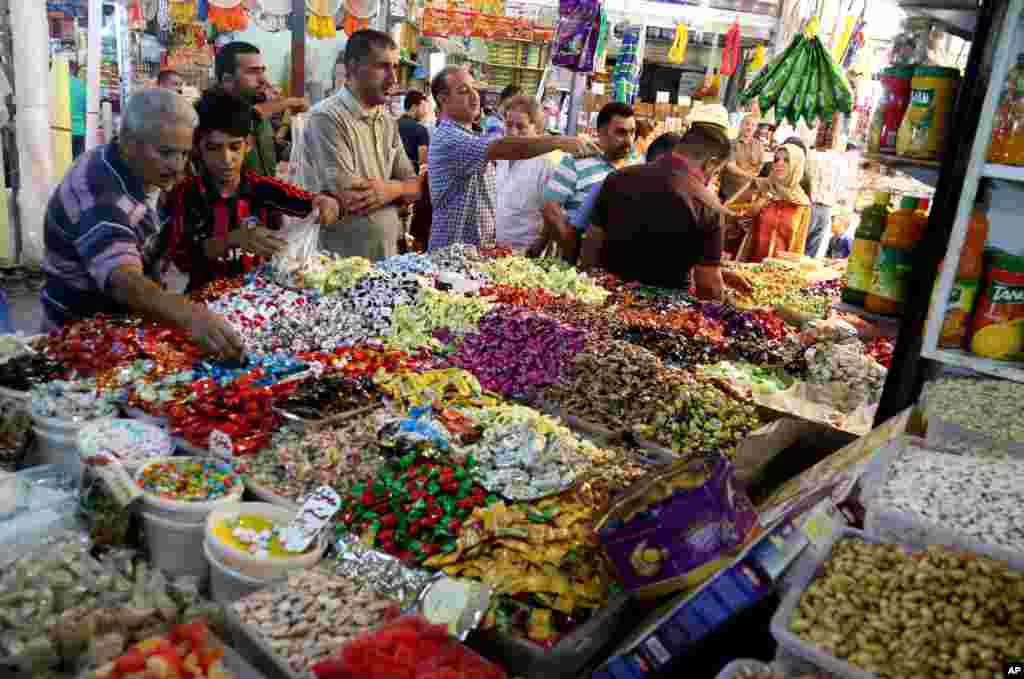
[0,243,897,677]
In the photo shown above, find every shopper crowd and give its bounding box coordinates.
[43,29,853,360]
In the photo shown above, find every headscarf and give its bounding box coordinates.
[767,143,811,206]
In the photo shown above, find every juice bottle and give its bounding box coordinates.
[865,196,927,316]
[842,191,890,306]
[939,201,989,348]
[989,53,1024,164]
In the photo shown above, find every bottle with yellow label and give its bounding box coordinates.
[896,66,961,159]
[842,191,889,306]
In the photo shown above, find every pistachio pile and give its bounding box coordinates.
[789,537,1024,678]
[925,378,1024,450]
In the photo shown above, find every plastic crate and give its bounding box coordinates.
[226,602,310,679]
[771,528,1023,679]
[715,659,776,678]
[859,437,1024,571]
[467,592,630,679]
[925,412,1024,459]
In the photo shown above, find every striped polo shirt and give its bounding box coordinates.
[542,154,624,229]
[41,144,166,329]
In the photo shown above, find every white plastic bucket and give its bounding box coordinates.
[141,511,209,581]
[134,457,244,522]
[204,539,284,604]
[31,426,82,481]
[31,412,94,437]
[205,502,324,579]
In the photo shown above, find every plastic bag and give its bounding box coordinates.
[271,210,321,287]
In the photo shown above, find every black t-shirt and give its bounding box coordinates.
[398,117,430,172]
[591,162,722,289]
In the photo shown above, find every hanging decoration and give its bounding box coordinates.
[128,0,147,30]
[667,23,688,65]
[208,0,249,31]
[170,0,197,22]
[720,21,741,76]
[750,43,766,71]
[308,0,342,39]
[832,14,855,62]
[142,0,159,21]
[739,16,853,126]
[253,0,290,31]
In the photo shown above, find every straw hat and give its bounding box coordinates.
[687,103,736,138]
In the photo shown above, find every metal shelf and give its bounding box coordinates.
[862,151,942,187]
[922,348,1024,383]
[896,0,979,39]
[983,162,1024,181]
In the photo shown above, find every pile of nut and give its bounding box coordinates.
[232,570,398,675]
[789,538,1024,678]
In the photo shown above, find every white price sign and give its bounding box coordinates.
[208,429,234,462]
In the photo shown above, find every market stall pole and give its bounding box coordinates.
[875,0,1015,422]
[292,0,306,98]
[10,0,52,265]
[86,0,103,149]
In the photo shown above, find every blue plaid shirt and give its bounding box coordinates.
[427,120,497,251]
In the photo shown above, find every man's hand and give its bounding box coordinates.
[555,136,603,158]
[236,226,287,258]
[287,97,310,113]
[189,306,245,359]
[312,194,341,224]
[341,178,394,215]
[722,270,754,296]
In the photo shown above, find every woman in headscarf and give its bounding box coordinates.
[736,143,812,262]
[720,114,766,202]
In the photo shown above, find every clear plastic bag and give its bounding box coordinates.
[271,210,321,287]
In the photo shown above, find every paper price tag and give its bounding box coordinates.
[656,91,670,103]
[282,485,342,553]
[208,429,234,461]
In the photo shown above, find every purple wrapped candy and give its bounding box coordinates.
[448,306,585,398]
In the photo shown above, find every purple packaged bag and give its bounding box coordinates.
[553,0,600,70]
[597,455,758,598]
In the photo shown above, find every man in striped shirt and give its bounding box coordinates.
[42,89,243,358]
[531,102,636,261]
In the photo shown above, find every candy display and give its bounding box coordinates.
[425,491,610,644]
[449,306,585,398]
[727,263,839,317]
[240,417,389,506]
[785,537,1024,678]
[479,256,610,305]
[274,253,373,293]
[77,418,173,471]
[386,287,493,352]
[375,368,490,409]
[29,379,119,422]
[231,570,398,675]
[338,455,498,565]
[136,458,241,502]
[330,532,435,606]
[0,353,66,392]
[312,615,506,679]
[0,531,221,672]
[276,375,380,420]
[211,512,313,558]
[91,620,232,679]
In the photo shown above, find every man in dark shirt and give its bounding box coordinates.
[398,91,432,173]
[164,90,340,292]
[580,125,749,299]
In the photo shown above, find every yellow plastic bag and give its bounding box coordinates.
[750,43,766,71]
[667,24,688,64]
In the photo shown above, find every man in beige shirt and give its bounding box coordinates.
[300,30,422,260]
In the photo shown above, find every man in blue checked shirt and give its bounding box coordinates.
[529,102,637,262]
[426,66,593,251]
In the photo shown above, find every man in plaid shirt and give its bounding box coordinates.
[426,66,592,251]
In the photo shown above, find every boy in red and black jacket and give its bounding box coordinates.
[164,89,340,292]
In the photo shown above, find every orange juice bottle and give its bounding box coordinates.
[990,53,1024,164]
[866,196,928,316]
[938,201,989,347]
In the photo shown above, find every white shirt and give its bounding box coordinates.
[495,153,558,251]
[806,150,853,208]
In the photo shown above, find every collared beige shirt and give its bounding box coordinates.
[300,87,415,260]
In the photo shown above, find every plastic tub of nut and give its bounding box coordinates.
[770,527,1024,679]
[466,591,631,679]
[225,599,309,679]
[859,436,1024,571]
[715,659,780,678]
